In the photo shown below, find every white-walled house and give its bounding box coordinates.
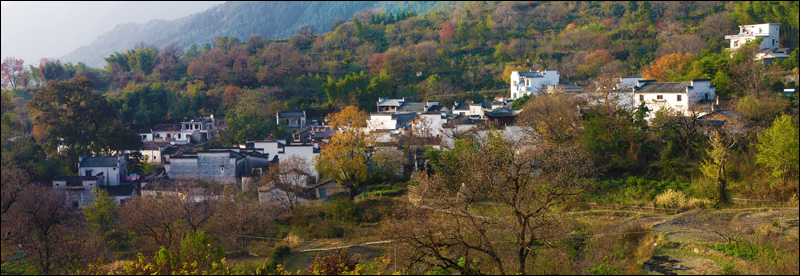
[79,155,128,186]
[724,23,790,63]
[725,23,781,50]
[510,70,560,99]
[633,79,716,120]
[182,115,219,143]
[152,124,187,144]
[277,111,307,129]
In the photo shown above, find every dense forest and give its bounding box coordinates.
[1,1,799,275]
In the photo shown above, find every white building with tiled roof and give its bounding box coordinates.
[510,70,560,99]
[633,79,716,120]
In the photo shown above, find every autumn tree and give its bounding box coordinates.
[438,21,455,43]
[388,133,594,274]
[517,94,583,145]
[315,106,384,200]
[642,52,697,81]
[1,57,25,89]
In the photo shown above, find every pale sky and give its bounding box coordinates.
[1,1,225,67]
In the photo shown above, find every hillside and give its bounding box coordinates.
[61,1,447,67]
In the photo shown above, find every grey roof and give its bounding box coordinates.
[80,156,119,168]
[278,111,305,118]
[143,142,171,150]
[453,102,470,110]
[423,105,444,113]
[152,124,181,131]
[393,113,419,124]
[635,82,690,93]
[100,184,136,196]
[518,70,551,78]
[484,107,518,117]
[377,98,404,106]
[396,102,427,112]
[53,175,98,186]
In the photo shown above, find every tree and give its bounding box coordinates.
[262,155,313,211]
[642,52,697,81]
[388,133,594,274]
[700,131,737,204]
[315,106,376,200]
[297,24,316,37]
[439,21,455,43]
[756,115,799,188]
[517,94,582,145]
[82,189,120,237]
[1,57,25,89]
[28,76,142,170]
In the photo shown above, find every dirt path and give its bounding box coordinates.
[636,208,798,275]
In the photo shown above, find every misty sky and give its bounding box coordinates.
[1,1,225,67]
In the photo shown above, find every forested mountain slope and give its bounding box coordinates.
[61,1,445,67]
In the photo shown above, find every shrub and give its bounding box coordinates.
[687,198,712,209]
[655,189,687,209]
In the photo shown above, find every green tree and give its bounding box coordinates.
[756,115,800,187]
[82,189,119,237]
[28,76,142,171]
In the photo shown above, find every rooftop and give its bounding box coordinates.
[152,124,182,131]
[635,82,691,93]
[80,156,119,168]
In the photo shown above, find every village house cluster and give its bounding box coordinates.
[50,22,792,208]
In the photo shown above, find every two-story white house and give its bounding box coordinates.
[510,70,560,100]
[276,111,307,129]
[725,23,781,50]
[633,79,716,120]
[182,115,219,143]
[725,23,790,64]
[78,155,128,186]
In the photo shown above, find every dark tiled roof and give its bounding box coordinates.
[152,124,181,131]
[484,107,518,118]
[143,142,171,150]
[393,113,419,124]
[100,184,136,196]
[423,105,444,114]
[396,102,427,112]
[80,156,119,168]
[278,111,305,118]
[53,175,98,186]
[453,102,470,110]
[635,82,690,93]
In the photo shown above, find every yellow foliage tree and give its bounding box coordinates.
[315,106,375,200]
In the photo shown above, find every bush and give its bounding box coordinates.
[655,189,687,209]
[686,197,713,209]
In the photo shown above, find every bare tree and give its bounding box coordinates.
[386,133,595,274]
[516,94,582,145]
[296,24,317,38]
[261,155,313,211]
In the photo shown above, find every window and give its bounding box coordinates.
[705,94,710,100]
[677,95,682,101]
[639,95,644,102]
[85,169,92,176]
[734,41,739,47]
[657,95,663,100]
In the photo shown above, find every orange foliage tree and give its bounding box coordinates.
[642,52,697,81]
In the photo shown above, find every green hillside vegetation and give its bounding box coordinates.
[2,1,799,275]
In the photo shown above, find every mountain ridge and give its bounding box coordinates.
[61,1,446,67]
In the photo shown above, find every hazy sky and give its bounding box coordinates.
[1,1,225,67]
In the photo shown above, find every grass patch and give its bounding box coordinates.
[1,259,38,275]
